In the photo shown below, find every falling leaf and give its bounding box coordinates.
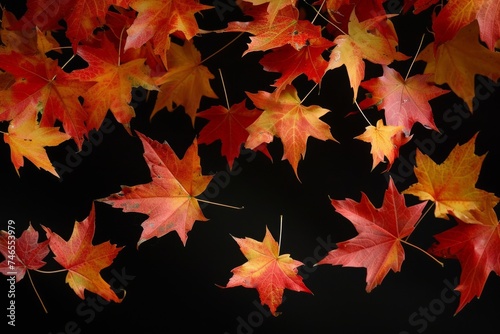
[317,177,428,292]
[42,204,124,302]
[223,226,312,316]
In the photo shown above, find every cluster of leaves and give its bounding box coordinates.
[1,0,499,318]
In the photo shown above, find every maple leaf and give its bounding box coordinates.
[222,4,322,55]
[152,40,218,125]
[3,107,71,177]
[432,0,500,51]
[417,20,500,112]
[429,213,500,314]
[223,226,312,316]
[0,51,93,149]
[98,132,213,246]
[317,177,428,292]
[355,119,411,172]
[73,35,158,132]
[197,100,262,170]
[245,84,336,179]
[358,65,450,135]
[243,0,298,26]
[0,224,50,282]
[327,10,409,99]
[259,36,334,97]
[41,204,124,302]
[124,0,213,67]
[402,133,500,225]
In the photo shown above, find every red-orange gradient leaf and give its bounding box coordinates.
[317,178,427,292]
[429,214,500,314]
[98,132,213,246]
[42,204,124,302]
[224,226,312,316]
[0,224,50,282]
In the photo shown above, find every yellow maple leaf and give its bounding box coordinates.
[151,40,218,125]
[355,119,411,171]
[402,133,499,225]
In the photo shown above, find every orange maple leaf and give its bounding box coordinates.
[124,0,213,67]
[355,119,411,172]
[327,10,409,99]
[0,51,93,149]
[417,20,500,112]
[222,4,322,55]
[358,65,450,135]
[152,40,218,125]
[223,226,312,316]
[42,204,124,302]
[98,131,213,246]
[402,133,500,225]
[317,177,428,292]
[3,107,71,177]
[432,0,500,51]
[245,85,336,179]
[73,35,158,132]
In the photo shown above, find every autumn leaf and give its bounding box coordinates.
[3,107,71,177]
[98,131,213,246]
[42,203,124,302]
[223,226,312,316]
[124,0,213,67]
[432,0,500,50]
[429,213,500,314]
[327,10,409,99]
[0,224,50,282]
[317,177,428,292]
[0,51,93,149]
[355,119,411,172]
[402,133,500,225]
[259,36,334,97]
[197,100,262,170]
[245,84,336,179]
[152,40,218,125]
[73,35,158,132]
[222,4,322,54]
[358,65,450,135]
[417,20,500,112]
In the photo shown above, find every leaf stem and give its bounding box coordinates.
[26,269,48,313]
[404,33,426,81]
[196,198,244,209]
[354,100,372,126]
[218,68,230,109]
[400,238,444,267]
[201,32,245,65]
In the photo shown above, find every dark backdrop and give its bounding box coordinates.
[1,1,500,333]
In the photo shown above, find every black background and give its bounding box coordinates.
[1,1,500,333]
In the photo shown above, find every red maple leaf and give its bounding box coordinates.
[0,51,93,149]
[124,0,213,67]
[98,132,213,246]
[73,34,158,132]
[259,36,334,97]
[42,204,124,302]
[359,65,450,135]
[429,212,500,314]
[223,226,312,316]
[222,4,322,54]
[0,224,50,282]
[317,177,428,292]
[197,100,262,170]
